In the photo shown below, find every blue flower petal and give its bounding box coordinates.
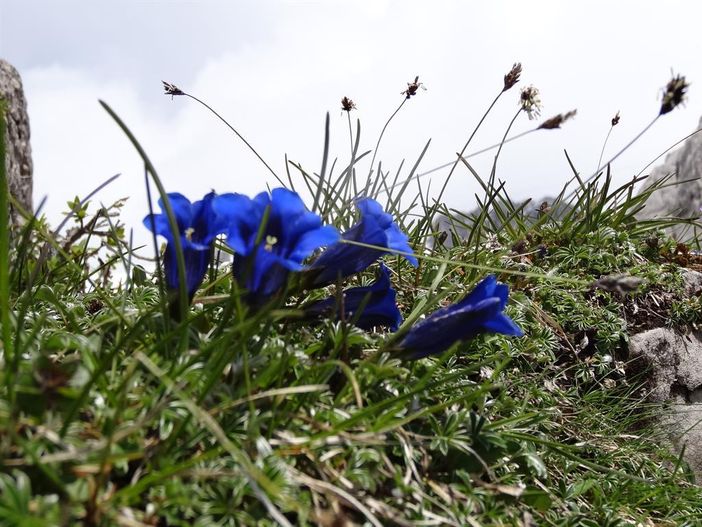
[253,191,272,210]
[217,187,338,304]
[356,197,387,219]
[309,219,388,286]
[213,193,260,256]
[157,193,193,233]
[482,313,524,336]
[191,191,226,245]
[289,225,340,263]
[144,191,226,304]
[309,198,417,286]
[385,223,418,266]
[455,275,497,308]
[143,213,173,241]
[271,188,307,225]
[397,276,522,359]
[305,264,402,331]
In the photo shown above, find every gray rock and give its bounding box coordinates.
[629,326,702,479]
[637,115,702,240]
[0,59,33,226]
[681,269,702,296]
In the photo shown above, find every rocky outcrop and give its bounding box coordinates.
[637,115,702,240]
[628,270,702,480]
[0,59,33,225]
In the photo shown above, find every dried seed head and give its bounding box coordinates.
[611,111,621,126]
[538,109,577,130]
[519,85,542,120]
[503,63,522,92]
[162,81,184,97]
[402,76,425,99]
[659,73,689,115]
[341,96,356,112]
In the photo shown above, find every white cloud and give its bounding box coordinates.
[14,0,702,254]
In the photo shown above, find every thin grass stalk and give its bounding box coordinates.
[143,168,167,322]
[418,90,505,243]
[177,91,286,188]
[312,113,331,213]
[53,173,121,236]
[457,157,508,248]
[326,153,371,223]
[60,303,156,437]
[634,127,702,179]
[284,153,296,190]
[432,90,505,214]
[134,351,294,518]
[366,98,407,182]
[380,127,537,196]
[9,199,128,328]
[387,139,431,217]
[24,174,122,298]
[12,197,46,364]
[100,100,190,327]
[11,196,45,294]
[369,161,391,200]
[373,159,398,199]
[99,203,132,279]
[68,213,101,294]
[290,161,347,225]
[339,238,585,284]
[468,183,509,274]
[380,160,405,215]
[488,108,522,187]
[415,178,433,249]
[328,145,367,205]
[565,115,660,201]
[596,124,615,173]
[347,112,359,196]
[290,158,316,203]
[472,107,523,248]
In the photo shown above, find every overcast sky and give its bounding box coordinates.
[1,0,701,250]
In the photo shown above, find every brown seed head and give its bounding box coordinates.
[519,85,542,120]
[162,81,184,97]
[402,76,424,99]
[503,63,522,92]
[611,111,620,126]
[538,109,577,130]
[659,73,689,115]
[341,96,356,112]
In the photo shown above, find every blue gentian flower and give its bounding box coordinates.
[396,275,523,360]
[304,264,402,331]
[214,188,339,301]
[143,191,224,300]
[308,198,418,287]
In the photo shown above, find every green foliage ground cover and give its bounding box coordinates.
[2,73,702,526]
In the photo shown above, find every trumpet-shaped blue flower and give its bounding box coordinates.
[396,275,523,360]
[214,188,338,300]
[308,198,418,287]
[304,264,402,331]
[143,191,224,300]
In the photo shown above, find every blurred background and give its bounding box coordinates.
[1,0,701,249]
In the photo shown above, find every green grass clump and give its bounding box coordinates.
[2,73,702,526]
